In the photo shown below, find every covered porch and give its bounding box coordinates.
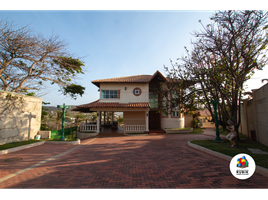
[73,101,150,134]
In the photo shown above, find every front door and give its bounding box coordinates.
[149,111,161,130]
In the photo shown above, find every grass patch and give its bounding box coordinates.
[167,127,192,130]
[216,127,247,138]
[167,128,205,134]
[190,139,268,169]
[0,140,43,151]
[45,138,78,141]
[189,128,205,134]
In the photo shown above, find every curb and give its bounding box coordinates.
[0,139,81,156]
[188,141,268,178]
[0,137,98,184]
[0,141,46,155]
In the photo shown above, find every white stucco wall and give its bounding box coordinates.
[161,115,184,129]
[98,83,149,103]
[0,91,42,145]
[239,83,268,146]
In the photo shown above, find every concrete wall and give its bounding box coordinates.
[0,91,42,145]
[38,130,51,139]
[239,83,268,146]
[161,113,184,129]
[184,114,192,128]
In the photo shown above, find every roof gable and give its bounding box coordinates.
[148,70,167,82]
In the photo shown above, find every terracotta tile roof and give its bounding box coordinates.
[92,70,167,87]
[92,75,152,87]
[72,100,150,111]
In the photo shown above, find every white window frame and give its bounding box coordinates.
[101,90,118,99]
[172,111,180,117]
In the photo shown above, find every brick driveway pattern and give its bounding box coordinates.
[1,134,268,188]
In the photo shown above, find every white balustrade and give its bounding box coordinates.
[124,125,146,132]
[80,124,97,132]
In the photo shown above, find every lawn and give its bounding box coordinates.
[190,128,205,134]
[166,128,205,134]
[190,139,268,169]
[217,127,247,138]
[0,140,43,151]
[167,127,192,130]
[45,138,78,141]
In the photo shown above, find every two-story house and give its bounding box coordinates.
[72,70,185,134]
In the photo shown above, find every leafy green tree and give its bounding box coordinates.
[0,20,85,98]
[164,10,268,136]
[91,112,97,122]
[74,113,86,127]
[40,101,51,130]
[118,115,123,124]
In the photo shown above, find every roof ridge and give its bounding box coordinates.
[92,74,152,82]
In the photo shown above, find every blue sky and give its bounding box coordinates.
[1,9,267,106]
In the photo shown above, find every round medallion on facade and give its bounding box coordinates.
[133,88,142,96]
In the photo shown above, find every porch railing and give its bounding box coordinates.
[80,123,97,132]
[124,125,146,133]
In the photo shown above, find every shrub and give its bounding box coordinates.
[191,119,199,128]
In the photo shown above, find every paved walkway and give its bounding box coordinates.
[201,127,226,139]
[0,130,268,188]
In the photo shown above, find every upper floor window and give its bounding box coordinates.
[149,92,158,109]
[171,90,180,108]
[101,90,118,99]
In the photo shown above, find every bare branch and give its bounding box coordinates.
[0,19,85,98]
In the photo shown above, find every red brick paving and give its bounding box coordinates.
[0,143,76,180]
[1,134,268,188]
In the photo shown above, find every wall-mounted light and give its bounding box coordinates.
[146,113,149,117]
[97,113,99,116]
[125,87,127,90]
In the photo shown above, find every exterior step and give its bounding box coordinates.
[98,133,126,137]
[144,129,166,135]
[148,132,166,135]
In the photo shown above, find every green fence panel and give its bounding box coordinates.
[50,126,78,139]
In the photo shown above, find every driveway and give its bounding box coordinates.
[0,133,268,188]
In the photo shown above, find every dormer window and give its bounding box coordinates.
[133,88,142,96]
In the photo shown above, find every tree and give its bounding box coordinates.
[56,109,64,130]
[0,20,85,98]
[164,10,268,137]
[74,113,86,127]
[91,112,97,122]
[40,101,51,130]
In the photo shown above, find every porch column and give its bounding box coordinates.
[145,111,149,131]
[96,111,100,133]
